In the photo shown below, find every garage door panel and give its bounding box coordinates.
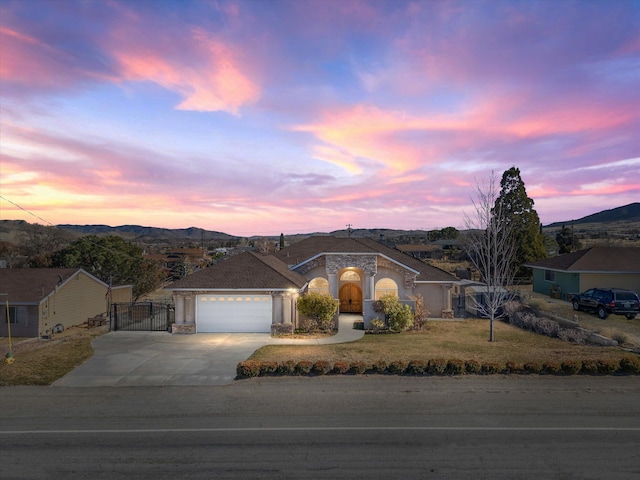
[197,294,272,333]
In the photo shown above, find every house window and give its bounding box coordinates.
[340,271,360,282]
[544,270,556,282]
[375,278,398,299]
[8,306,18,324]
[309,277,329,295]
[6,306,26,325]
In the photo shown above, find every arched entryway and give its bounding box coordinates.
[339,283,362,313]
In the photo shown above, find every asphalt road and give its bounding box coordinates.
[2,376,639,479]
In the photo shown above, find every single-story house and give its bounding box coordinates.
[0,268,133,338]
[525,247,640,300]
[168,236,458,333]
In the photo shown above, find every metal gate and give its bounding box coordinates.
[110,302,172,331]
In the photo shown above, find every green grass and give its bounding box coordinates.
[248,320,636,365]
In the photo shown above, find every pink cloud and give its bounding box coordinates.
[111,27,260,114]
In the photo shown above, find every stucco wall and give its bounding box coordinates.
[414,283,447,316]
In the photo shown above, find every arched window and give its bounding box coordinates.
[375,278,398,299]
[340,271,360,282]
[309,277,329,295]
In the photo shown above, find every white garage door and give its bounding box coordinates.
[196,294,272,333]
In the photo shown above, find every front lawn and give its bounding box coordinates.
[0,328,102,386]
[248,320,636,366]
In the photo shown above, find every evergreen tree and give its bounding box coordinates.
[494,167,547,280]
[556,225,581,254]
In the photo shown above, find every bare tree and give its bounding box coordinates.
[18,223,73,267]
[462,172,518,342]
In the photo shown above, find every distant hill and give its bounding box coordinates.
[3,202,638,246]
[57,224,238,241]
[545,203,640,228]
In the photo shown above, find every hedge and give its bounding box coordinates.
[236,357,640,379]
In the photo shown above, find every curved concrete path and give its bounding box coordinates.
[52,315,364,387]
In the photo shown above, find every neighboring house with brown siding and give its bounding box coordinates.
[169,236,458,333]
[525,247,640,300]
[0,268,132,338]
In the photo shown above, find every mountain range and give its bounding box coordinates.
[544,203,640,228]
[1,203,638,244]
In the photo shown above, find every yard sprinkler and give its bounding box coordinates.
[4,300,14,365]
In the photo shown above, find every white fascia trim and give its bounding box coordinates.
[292,252,420,275]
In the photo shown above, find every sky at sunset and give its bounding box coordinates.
[1,0,639,237]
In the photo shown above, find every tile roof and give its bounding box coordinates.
[274,236,457,282]
[525,247,640,273]
[1,268,84,303]
[169,251,308,290]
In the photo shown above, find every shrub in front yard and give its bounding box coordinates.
[297,292,339,332]
[427,358,447,375]
[312,360,331,375]
[480,362,502,375]
[597,359,619,375]
[370,318,386,332]
[236,361,261,378]
[446,359,466,375]
[611,331,630,345]
[465,360,481,374]
[369,360,388,373]
[619,357,640,374]
[542,362,561,375]
[332,361,350,374]
[377,294,414,332]
[295,360,313,375]
[505,361,523,374]
[560,361,582,375]
[276,360,296,375]
[349,361,367,374]
[259,361,278,376]
[581,360,599,375]
[387,360,406,374]
[523,362,542,374]
[406,359,427,375]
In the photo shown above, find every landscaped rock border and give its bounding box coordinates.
[236,356,640,379]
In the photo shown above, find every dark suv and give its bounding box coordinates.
[572,288,640,319]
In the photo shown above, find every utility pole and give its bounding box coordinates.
[346,224,353,238]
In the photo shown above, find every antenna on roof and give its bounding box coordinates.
[346,224,353,238]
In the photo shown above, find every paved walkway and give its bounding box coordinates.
[52,315,364,388]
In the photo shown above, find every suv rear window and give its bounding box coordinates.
[616,292,637,301]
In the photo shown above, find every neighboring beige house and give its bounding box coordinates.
[526,247,640,300]
[169,236,458,333]
[0,268,132,338]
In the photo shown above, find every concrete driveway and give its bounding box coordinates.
[52,315,364,387]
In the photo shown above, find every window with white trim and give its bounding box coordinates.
[309,277,329,295]
[375,278,398,299]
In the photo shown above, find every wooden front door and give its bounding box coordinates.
[339,283,363,313]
